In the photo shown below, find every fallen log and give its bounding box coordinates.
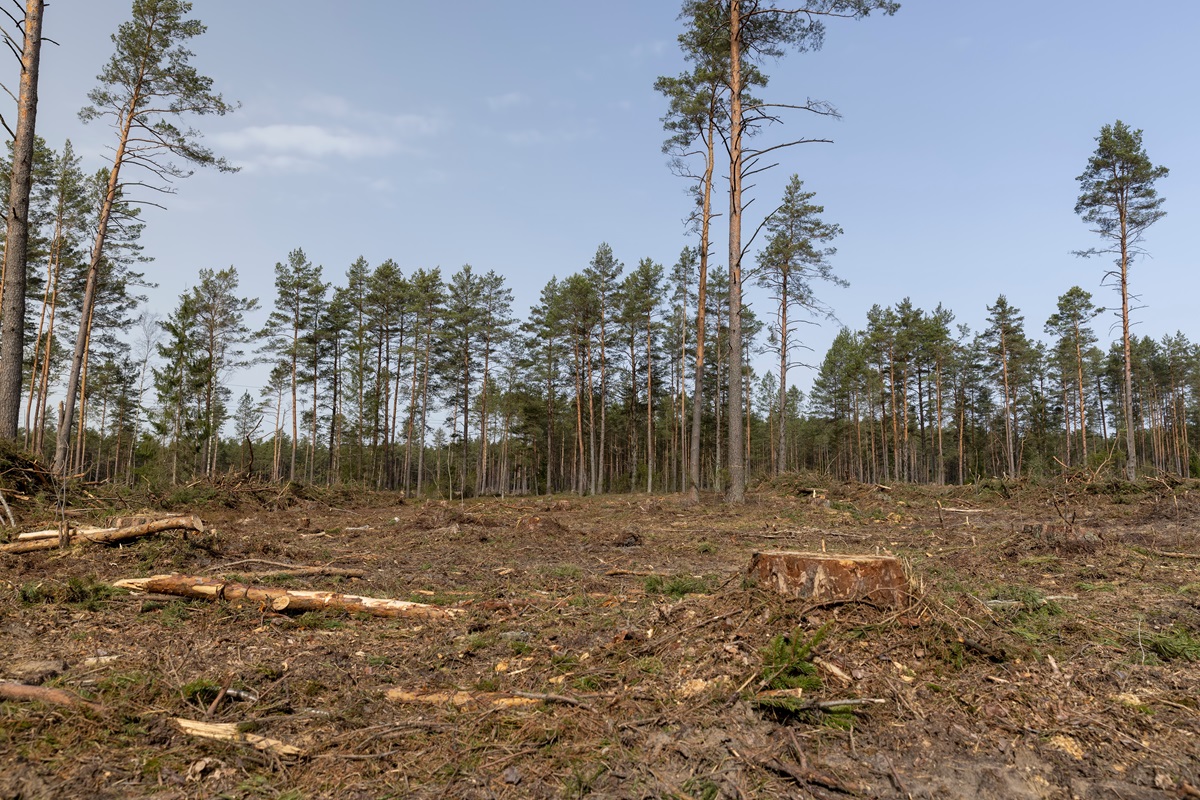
[2,515,205,554]
[0,681,101,711]
[113,574,461,619]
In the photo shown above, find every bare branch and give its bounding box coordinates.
[746,101,841,119]
[746,137,834,159]
[0,108,14,139]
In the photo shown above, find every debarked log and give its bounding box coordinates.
[113,574,461,619]
[2,515,206,554]
[748,551,910,609]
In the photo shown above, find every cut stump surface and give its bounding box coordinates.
[748,551,909,609]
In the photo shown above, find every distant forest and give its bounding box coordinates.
[0,1,1187,497]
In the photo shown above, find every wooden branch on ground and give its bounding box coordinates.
[113,573,460,619]
[173,718,302,757]
[1128,545,1200,561]
[0,681,101,711]
[2,515,205,554]
[240,567,366,580]
[203,560,365,579]
[385,688,540,709]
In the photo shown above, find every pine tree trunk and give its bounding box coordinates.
[688,114,715,504]
[725,1,745,503]
[0,0,44,440]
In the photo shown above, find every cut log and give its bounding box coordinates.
[0,681,101,711]
[747,551,909,609]
[113,574,461,619]
[1,515,205,554]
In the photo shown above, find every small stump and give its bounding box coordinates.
[748,551,909,609]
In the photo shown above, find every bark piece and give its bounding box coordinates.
[173,718,302,757]
[2,515,205,554]
[748,551,909,609]
[113,574,461,620]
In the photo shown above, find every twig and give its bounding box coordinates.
[206,673,233,717]
[508,690,592,710]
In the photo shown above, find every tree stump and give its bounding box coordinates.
[747,551,909,609]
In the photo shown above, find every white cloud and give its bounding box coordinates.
[215,124,396,159]
[487,91,529,111]
[211,95,446,173]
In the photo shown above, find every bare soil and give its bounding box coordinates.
[2,478,1199,799]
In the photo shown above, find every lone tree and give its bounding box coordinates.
[0,0,46,440]
[53,0,236,476]
[713,0,898,502]
[1074,120,1168,481]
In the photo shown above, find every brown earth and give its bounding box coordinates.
[1,477,1199,799]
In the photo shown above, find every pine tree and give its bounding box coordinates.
[191,266,258,474]
[1045,287,1101,467]
[261,248,324,482]
[1075,120,1168,480]
[755,174,843,475]
[56,0,236,475]
[983,295,1031,477]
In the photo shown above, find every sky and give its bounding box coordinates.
[25,1,1200,401]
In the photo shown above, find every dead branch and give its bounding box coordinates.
[508,690,593,710]
[203,559,364,579]
[385,688,539,709]
[0,681,101,711]
[173,718,302,757]
[240,567,366,580]
[113,574,461,619]
[1,515,205,554]
[1128,546,1200,561]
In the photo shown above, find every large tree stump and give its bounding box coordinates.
[748,551,909,609]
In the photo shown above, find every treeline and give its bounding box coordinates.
[34,237,1200,494]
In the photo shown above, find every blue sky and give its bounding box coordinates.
[30,1,1199,398]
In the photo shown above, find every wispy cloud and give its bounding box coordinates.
[487,91,530,111]
[215,125,396,159]
[502,126,594,147]
[213,95,446,173]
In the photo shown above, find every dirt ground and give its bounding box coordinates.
[2,477,1199,799]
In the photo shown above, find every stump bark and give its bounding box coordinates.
[748,551,909,609]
